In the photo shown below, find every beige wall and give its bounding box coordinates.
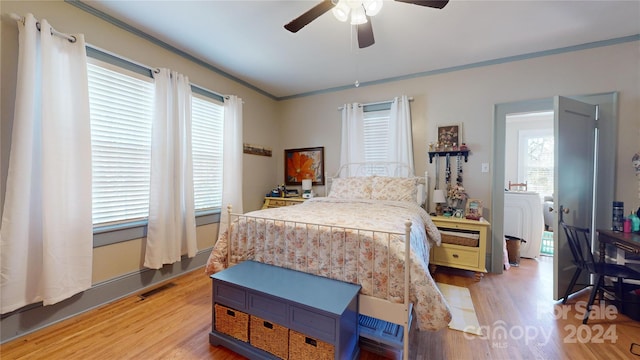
[0,1,282,284]
[278,41,640,217]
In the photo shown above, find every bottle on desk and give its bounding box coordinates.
[624,218,632,233]
[612,201,624,231]
[629,211,640,232]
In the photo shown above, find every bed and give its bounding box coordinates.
[205,163,452,359]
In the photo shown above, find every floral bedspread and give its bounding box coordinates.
[205,197,452,331]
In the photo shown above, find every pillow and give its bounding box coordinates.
[370,176,418,202]
[328,177,372,199]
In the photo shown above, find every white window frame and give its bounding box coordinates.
[518,128,554,198]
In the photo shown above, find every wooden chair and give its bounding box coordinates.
[508,181,528,191]
[560,221,640,324]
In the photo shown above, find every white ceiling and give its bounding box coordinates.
[83,0,640,99]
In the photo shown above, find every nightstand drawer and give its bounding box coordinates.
[433,245,479,268]
[269,199,287,207]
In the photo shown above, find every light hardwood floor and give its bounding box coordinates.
[2,256,639,359]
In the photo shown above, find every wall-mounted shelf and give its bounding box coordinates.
[428,150,470,163]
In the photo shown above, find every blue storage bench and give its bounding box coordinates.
[210,260,361,360]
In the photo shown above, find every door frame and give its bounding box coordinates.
[490,92,617,274]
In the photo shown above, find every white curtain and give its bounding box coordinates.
[1,14,93,313]
[217,96,244,240]
[388,95,415,175]
[144,68,197,269]
[339,103,365,177]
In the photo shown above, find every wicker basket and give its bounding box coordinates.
[289,330,334,360]
[249,315,289,359]
[440,230,479,247]
[214,304,249,342]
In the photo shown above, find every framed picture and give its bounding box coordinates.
[285,147,325,185]
[437,124,462,150]
[465,199,483,220]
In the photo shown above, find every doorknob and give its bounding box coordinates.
[558,205,570,223]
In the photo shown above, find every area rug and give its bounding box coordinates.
[437,283,483,336]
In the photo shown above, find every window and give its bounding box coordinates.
[191,94,224,211]
[88,59,154,226]
[88,56,225,229]
[519,129,554,198]
[362,107,391,175]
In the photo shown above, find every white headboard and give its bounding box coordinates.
[325,162,429,205]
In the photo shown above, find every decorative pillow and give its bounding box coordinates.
[370,177,418,202]
[328,177,372,199]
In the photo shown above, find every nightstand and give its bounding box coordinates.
[261,197,306,209]
[429,216,490,281]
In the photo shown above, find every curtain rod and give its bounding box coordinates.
[9,13,77,43]
[86,43,227,102]
[337,97,414,111]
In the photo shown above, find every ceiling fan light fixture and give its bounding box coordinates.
[332,0,350,22]
[363,0,383,16]
[350,6,368,25]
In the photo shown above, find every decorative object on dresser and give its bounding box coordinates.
[210,260,361,360]
[429,216,490,281]
[301,179,314,199]
[433,189,447,216]
[465,199,483,220]
[284,146,325,185]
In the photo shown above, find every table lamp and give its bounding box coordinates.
[433,189,446,216]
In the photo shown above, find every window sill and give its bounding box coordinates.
[93,209,221,248]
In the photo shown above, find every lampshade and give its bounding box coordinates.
[433,189,446,204]
[363,0,383,16]
[333,0,381,25]
[350,6,367,25]
[332,1,350,22]
[302,179,313,191]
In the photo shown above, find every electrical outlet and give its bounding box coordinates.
[481,163,490,173]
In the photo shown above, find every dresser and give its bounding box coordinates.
[429,216,490,280]
[262,197,306,209]
[210,260,361,360]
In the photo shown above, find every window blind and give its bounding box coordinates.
[88,61,154,225]
[363,109,391,175]
[191,95,224,210]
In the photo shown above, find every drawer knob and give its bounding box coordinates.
[452,254,459,258]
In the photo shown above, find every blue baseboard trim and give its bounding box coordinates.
[0,248,212,344]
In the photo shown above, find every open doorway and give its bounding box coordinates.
[490,93,617,297]
[504,111,555,266]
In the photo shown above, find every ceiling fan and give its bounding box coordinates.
[284,0,449,49]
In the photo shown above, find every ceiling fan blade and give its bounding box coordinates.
[357,17,375,49]
[394,0,449,9]
[284,0,336,33]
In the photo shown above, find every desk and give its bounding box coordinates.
[597,229,640,263]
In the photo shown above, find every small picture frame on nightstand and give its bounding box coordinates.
[465,199,483,220]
